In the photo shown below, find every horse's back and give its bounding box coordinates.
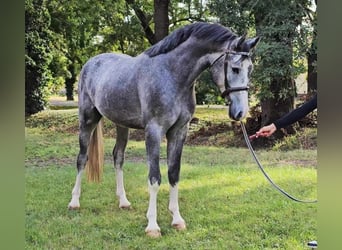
[78,53,146,128]
[79,52,134,96]
[80,52,132,80]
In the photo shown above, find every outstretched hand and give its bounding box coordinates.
[249,123,277,140]
[256,123,277,137]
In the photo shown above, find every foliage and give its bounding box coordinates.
[210,0,315,96]
[195,71,225,105]
[169,0,211,27]
[26,0,316,113]
[208,0,316,133]
[96,0,150,55]
[251,0,313,101]
[25,0,54,115]
[47,0,118,100]
[272,127,317,151]
[25,0,225,107]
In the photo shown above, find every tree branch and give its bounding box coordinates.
[125,0,156,45]
[171,17,206,26]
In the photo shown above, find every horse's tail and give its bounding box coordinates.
[86,119,104,183]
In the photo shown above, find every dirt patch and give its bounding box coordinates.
[25,157,75,168]
[278,159,317,168]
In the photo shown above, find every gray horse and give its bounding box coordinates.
[68,22,260,237]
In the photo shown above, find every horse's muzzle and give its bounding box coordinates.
[229,111,243,121]
[229,106,246,121]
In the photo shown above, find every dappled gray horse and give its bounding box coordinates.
[68,22,259,237]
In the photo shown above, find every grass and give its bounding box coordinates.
[26,105,317,150]
[25,107,317,249]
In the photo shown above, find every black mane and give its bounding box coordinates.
[144,22,237,57]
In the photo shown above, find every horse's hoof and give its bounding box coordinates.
[68,198,80,209]
[119,204,131,209]
[146,229,162,238]
[68,205,80,210]
[172,222,186,231]
[119,199,131,209]
[119,201,131,209]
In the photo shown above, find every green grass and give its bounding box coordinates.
[25,124,317,249]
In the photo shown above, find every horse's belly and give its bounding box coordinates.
[93,87,144,129]
[101,109,144,129]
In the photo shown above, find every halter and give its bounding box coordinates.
[210,50,251,99]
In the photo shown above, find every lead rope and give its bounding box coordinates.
[240,122,317,203]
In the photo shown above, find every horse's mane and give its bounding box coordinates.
[144,22,237,57]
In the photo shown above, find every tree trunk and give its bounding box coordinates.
[260,78,295,137]
[307,14,317,96]
[126,0,169,45]
[307,47,317,94]
[154,0,169,42]
[65,63,76,101]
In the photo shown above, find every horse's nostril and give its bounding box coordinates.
[229,110,243,121]
[236,111,243,120]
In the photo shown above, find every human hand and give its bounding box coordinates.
[255,123,277,137]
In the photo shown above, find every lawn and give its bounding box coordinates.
[25,108,317,249]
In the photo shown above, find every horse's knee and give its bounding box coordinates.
[148,164,162,186]
[149,175,161,186]
[168,169,180,186]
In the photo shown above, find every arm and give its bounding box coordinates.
[273,94,317,129]
[255,94,317,137]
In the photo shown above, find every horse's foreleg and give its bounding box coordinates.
[146,181,161,237]
[145,123,163,237]
[113,126,131,208]
[169,184,186,230]
[166,124,188,230]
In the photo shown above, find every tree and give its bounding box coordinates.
[209,0,315,138]
[126,0,212,44]
[25,0,54,115]
[169,0,210,26]
[97,1,150,55]
[47,0,124,100]
[48,0,96,100]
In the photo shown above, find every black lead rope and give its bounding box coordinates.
[240,122,317,204]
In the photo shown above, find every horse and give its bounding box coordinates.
[68,22,260,237]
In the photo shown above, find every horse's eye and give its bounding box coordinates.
[232,67,240,74]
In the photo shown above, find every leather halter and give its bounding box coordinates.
[210,50,251,99]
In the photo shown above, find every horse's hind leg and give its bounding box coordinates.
[113,125,131,208]
[166,124,188,230]
[68,107,102,209]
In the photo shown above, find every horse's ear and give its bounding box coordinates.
[246,36,261,50]
[236,34,247,50]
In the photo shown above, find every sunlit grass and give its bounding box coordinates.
[25,127,317,249]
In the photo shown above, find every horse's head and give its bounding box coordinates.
[210,35,260,121]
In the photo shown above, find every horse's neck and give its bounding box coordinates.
[166,40,226,86]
